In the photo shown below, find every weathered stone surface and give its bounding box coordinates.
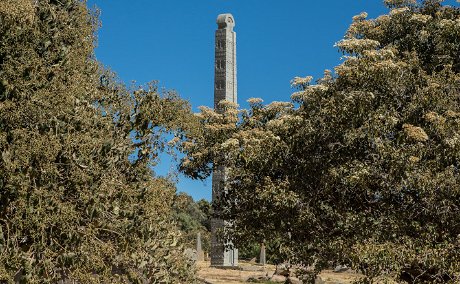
[287,276,302,284]
[270,274,287,283]
[213,13,237,109]
[315,276,325,284]
[333,265,349,273]
[197,232,204,261]
[245,275,270,282]
[259,242,266,265]
[275,263,291,276]
[211,13,238,267]
[184,248,197,261]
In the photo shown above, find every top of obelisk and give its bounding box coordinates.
[217,13,235,30]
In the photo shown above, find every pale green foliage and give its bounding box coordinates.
[0,0,196,282]
[173,193,211,253]
[181,1,460,283]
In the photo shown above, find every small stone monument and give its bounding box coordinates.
[259,242,266,265]
[196,232,204,261]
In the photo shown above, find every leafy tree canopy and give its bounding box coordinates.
[173,193,211,252]
[0,0,196,282]
[181,0,460,283]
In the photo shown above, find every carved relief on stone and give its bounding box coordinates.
[212,13,238,267]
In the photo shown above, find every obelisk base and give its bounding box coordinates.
[210,218,238,267]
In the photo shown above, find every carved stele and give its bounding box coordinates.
[197,232,204,261]
[259,242,266,265]
[214,13,237,109]
[211,13,238,267]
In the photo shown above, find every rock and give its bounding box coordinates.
[245,275,270,282]
[196,277,213,284]
[333,264,349,273]
[287,276,302,284]
[249,257,257,263]
[183,248,197,261]
[315,276,325,284]
[275,263,291,276]
[270,274,287,283]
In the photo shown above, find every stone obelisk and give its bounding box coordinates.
[197,232,204,261]
[210,13,238,267]
[259,242,266,265]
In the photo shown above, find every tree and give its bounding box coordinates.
[180,0,460,283]
[0,0,195,282]
[172,193,211,253]
[197,198,212,232]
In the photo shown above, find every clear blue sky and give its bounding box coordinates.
[87,0,458,201]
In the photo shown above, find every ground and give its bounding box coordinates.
[196,261,362,284]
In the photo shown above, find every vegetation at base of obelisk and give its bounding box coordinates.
[180,0,460,282]
[0,0,197,282]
